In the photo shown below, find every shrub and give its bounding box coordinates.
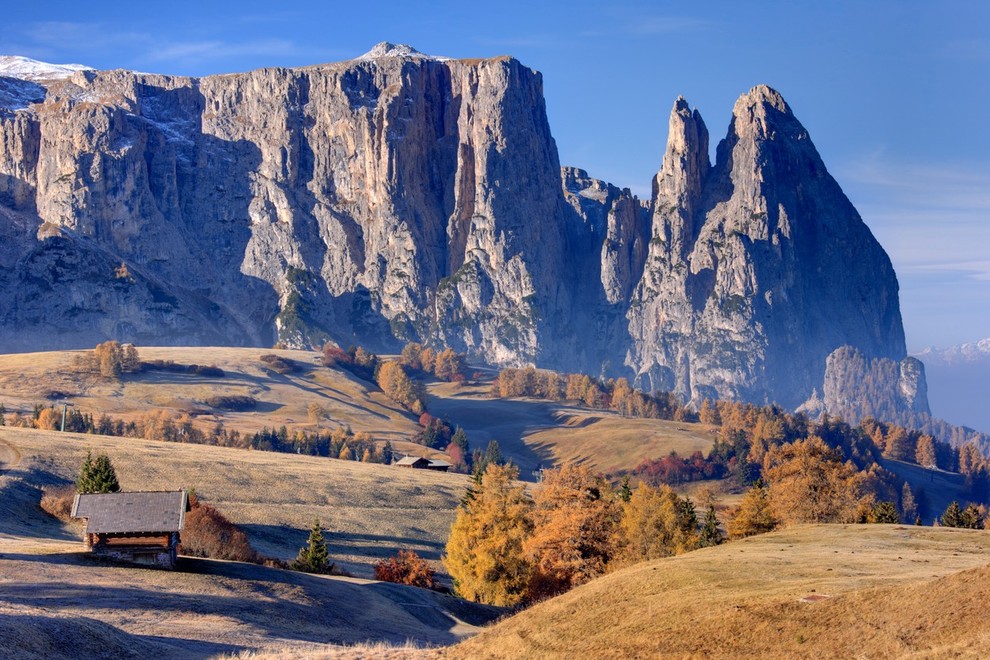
[260,353,296,374]
[40,485,77,521]
[181,494,259,563]
[374,550,438,589]
[204,395,257,411]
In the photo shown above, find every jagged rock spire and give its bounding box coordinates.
[651,96,709,256]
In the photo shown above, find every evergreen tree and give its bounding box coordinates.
[76,452,121,493]
[960,503,984,529]
[619,475,632,503]
[699,503,723,547]
[868,501,900,524]
[291,519,332,574]
[381,440,394,465]
[0,402,6,426]
[451,427,471,467]
[940,501,963,528]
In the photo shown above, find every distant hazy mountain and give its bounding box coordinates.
[915,339,990,434]
[0,43,920,419]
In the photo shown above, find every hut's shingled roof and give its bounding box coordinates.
[71,491,188,534]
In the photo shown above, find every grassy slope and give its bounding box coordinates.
[0,346,421,443]
[0,347,717,480]
[0,426,468,577]
[449,524,990,659]
[426,381,714,478]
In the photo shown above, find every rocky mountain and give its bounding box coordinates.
[0,43,922,416]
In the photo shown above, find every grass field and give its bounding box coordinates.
[425,381,715,479]
[0,347,421,442]
[448,524,990,658]
[0,347,719,482]
[0,426,468,578]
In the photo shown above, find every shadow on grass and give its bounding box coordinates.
[0,554,501,648]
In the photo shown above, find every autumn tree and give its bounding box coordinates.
[374,550,437,589]
[915,434,937,467]
[762,437,872,525]
[618,483,699,563]
[376,361,425,412]
[292,519,332,574]
[77,452,121,494]
[36,407,61,431]
[433,348,467,382]
[443,463,533,606]
[399,342,424,370]
[524,464,621,601]
[727,482,778,539]
[900,482,918,523]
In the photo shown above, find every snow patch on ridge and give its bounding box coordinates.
[0,55,93,81]
[355,42,449,62]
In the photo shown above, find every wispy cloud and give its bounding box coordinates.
[626,16,708,35]
[146,38,307,63]
[838,152,990,280]
[579,15,707,38]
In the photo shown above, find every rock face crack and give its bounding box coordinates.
[0,54,917,414]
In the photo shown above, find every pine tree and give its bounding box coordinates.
[699,503,723,547]
[619,475,632,503]
[381,440,394,465]
[868,501,900,524]
[960,503,984,529]
[940,501,963,528]
[76,452,121,493]
[292,519,332,574]
[0,402,6,426]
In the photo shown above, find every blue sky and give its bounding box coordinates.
[2,0,987,351]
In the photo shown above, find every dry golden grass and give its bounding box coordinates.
[0,347,718,483]
[0,425,469,577]
[448,524,990,659]
[0,346,420,441]
[0,545,498,658]
[426,381,715,479]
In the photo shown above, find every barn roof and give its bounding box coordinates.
[395,456,429,466]
[71,491,188,535]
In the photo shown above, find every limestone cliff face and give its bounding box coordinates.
[627,87,907,409]
[0,49,920,416]
[0,46,572,361]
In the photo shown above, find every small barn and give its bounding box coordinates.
[71,490,189,569]
[394,456,452,472]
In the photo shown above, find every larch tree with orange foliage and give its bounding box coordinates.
[443,463,533,606]
[617,482,699,563]
[762,437,873,525]
[524,464,621,601]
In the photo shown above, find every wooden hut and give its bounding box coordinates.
[71,490,189,569]
[394,456,451,472]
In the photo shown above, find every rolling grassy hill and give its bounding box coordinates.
[0,426,468,577]
[448,524,990,658]
[0,425,506,657]
[0,347,717,480]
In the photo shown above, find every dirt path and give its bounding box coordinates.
[0,434,22,474]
